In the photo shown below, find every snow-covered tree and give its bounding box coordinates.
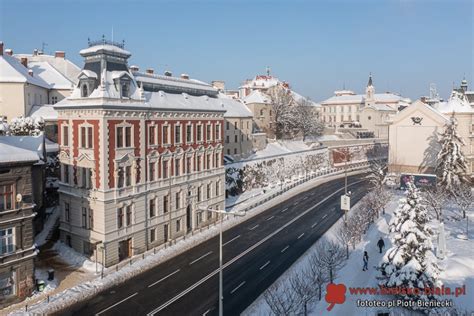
[295,99,324,140]
[437,116,469,194]
[453,183,472,219]
[0,117,9,135]
[378,181,440,308]
[9,116,44,136]
[423,186,448,221]
[267,85,298,139]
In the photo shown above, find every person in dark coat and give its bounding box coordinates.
[362,251,369,271]
[377,237,385,254]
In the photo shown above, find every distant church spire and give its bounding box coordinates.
[266,66,271,76]
[367,73,373,87]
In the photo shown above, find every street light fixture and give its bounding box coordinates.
[333,148,351,223]
[197,206,245,316]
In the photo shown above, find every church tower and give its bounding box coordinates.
[365,73,375,107]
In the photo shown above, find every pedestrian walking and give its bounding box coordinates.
[362,251,369,271]
[377,237,385,254]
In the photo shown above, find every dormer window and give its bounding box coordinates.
[82,84,89,97]
[121,81,130,98]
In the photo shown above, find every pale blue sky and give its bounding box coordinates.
[0,0,472,101]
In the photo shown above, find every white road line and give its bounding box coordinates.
[202,308,213,316]
[266,216,274,221]
[249,224,259,230]
[322,214,328,219]
[259,261,270,270]
[311,222,318,228]
[148,269,181,288]
[294,201,299,205]
[303,196,308,200]
[281,245,290,253]
[189,251,212,265]
[223,235,241,247]
[230,281,246,294]
[297,233,305,240]
[95,292,138,315]
[147,179,365,315]
[281,207,288,213]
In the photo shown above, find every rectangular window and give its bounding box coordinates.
[163,125,169,145]
[87,127,93,149]
[52,96,58,104]
[116,127,123,148]
[64,202,70,222]
[126,205,132,226]
[186,125,192,143]
[234,135,238,143]
[164,224,169,242]
[163,160,169,179]
[164,195,169,213]
[207,183,211,199]
[63,164,69,184]
[207,209,212,220]
[197,156,201,172]
[149,125,156,145]
[117,167,124,188]
[226,136,229,144]
[175,158,180,176]
[234,122,238,129]
[215,153,220,168]
[149,198,156,218]
[62,125,69,146]
[89,208,94,230]
[125,126,132,147]
[80,126,93,149]
[216,181,220,196]
[197,125,202,142]
[176,219,181,232]
[175,192,180,210]
[81,127,86,148]
[206,154,211,170]
[82,207,87,228]
[0,184,14,211]
[0,228,14,255]
[197,212,202,224]
[206,124,212,142]
[150,228,156,243]
[197,187,202,202]
[117,208,124,228]
[226,121,229,130]
[125,166,132,186]
[215,124,220,140]
[149,162,155,181]
[175,125,181,144]
[186,157,192,174]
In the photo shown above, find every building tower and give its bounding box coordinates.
[365,73,375,107]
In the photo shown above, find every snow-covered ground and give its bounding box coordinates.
[244,190,474,315]
[247,140,316,159]
[34,206,59,247]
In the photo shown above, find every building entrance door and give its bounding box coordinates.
[118,239,132,261]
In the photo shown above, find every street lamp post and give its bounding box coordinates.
[198,206,245,316]
[334,148,351,223]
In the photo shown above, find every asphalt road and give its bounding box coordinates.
[64,173,370,316]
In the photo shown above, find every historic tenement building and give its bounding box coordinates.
[55,41,226,267]
[0,136,44,307]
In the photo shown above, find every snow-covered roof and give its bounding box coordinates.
[434,96,474,114]
[144,92,227,113]
[28,61,74,90]
[45,137,59,153]
[0,135,44,164]
[321,93,411,105]
[0,54,50,89]
[243,90,271,104]
[29,104,58,121]
[78,69,98,79]
[79,44,131,57]
[365,104,397,112]
[14,53,81,84]
[134,72,218,96]
[240,75,280,89]
[218,94,253,118]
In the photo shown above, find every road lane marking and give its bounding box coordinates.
[148,269,181,288]
[297,233,305,240]
[147,179,366,315]
[281,207,288,213]
[223,235,241,247]
[311,222,318,228]
[202,308,213,316]
[259,261,270,270]
[281,245,290,253]
[266,216,274,221]
[249,224,259,230]
[302,196,308,200]
[294,201,299,205]
[322,214,328,219]
[96,292,138,315]
[189,251,212,265]
[230,281,246,294]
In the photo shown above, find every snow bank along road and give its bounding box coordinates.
[61,174,370,316]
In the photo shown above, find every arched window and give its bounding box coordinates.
[81,84,88,98]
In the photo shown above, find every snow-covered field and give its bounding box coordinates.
[244,190,474,315]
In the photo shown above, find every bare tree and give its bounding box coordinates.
[337,223,352,259]
[367,159,387,189]
[307,250,330,301]
[424,186,448,221]
[267,85,297,139]
[289,270,318,316]
[263,279,299,316]
[453,183,473,219]
[295,98,324,141]
[312,239,346,283]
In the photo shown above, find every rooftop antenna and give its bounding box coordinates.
[41,42,48,54]
[266,66,271,76]
[111,27,114,42]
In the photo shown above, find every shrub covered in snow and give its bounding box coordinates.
[9,116,45,136]
[377,181,440,309]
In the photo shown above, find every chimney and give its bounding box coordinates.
[180,74,190,80]
[146,68,154,75]
[212,80,225,91]
[33,48,38,56]
[164,70,172,77]
[20,57,28,68]
[5,48,13,56]
[130,65,139,72]
[28,69,33,77]
[0,42,3,56]
[55,51,65,58]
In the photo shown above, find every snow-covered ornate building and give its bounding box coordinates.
[55,41,225,266]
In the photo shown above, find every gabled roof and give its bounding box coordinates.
[14,53,81,83]
[433,95,474,114]
[243,90,270,104]
[28,61,74,90]
[78,69,98,79]
[218,94,253,118]
[0,54,50,89]
[390,100,448,125]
